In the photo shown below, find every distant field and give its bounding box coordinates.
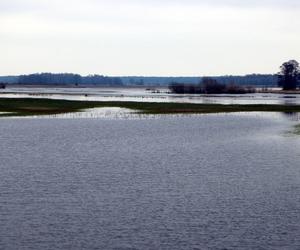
[1,98,300,117]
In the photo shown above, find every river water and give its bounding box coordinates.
[0,113,300,249]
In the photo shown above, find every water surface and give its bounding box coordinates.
[2,87,300,105]
[0,114,300,249]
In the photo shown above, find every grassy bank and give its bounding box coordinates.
[1,98,300,117]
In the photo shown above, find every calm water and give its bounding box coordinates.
[0,114,300,249]
[2,87,300,105]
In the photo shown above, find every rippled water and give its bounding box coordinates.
[0,114,300,249]
[2,87,300,105]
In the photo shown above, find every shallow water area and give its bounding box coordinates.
[20,107,138,119]
[0,112,300,249]
[2,87,300,105]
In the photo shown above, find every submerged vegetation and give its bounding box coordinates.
[285,124,300,136]
[1,98,300,117]
[292,124,300,135]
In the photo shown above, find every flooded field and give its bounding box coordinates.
[2,86,300,105]
[0,113,300,249]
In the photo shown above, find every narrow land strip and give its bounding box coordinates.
[1,98,300,117]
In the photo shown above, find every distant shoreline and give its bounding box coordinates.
[2,85,300,99]
[2,84,284,91]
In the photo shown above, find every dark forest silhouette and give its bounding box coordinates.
[0,74,277,87]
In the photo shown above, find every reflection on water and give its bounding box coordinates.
[281,112,300,122]
[3,106,300,128]
[31,107,138,119]
[2,87,300,105]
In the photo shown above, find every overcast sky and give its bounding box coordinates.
[1,0,299,76]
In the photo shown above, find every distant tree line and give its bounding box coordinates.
[122,75,277,86]
[17,73,123,86]
[169,78,256,94]
[0,76,18,84]
[2,63,299,90]
[0,74,278,87]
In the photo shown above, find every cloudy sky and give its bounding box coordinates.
[1,0,299,76]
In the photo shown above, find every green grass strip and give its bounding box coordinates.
[1,97,300,117]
